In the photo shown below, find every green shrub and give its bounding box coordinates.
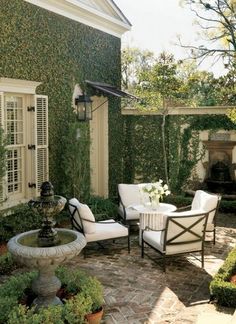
[210,247,236,307]
[164,195,192,208]
[0,204,42,242]
[63,293,92,324]
[0,266,103,323]
[0,252,17,275]
[88,196,118,220]
[56,266,103,313]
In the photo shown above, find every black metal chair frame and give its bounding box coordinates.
[141,211,209,272]
[118,190,139,225]
[68,202,130,255]
[177,193,221,245]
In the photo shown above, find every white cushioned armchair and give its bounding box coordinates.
[178,190,221,244]
[141,210,209,272]
[68,198,130,254]
[118,183,150,224]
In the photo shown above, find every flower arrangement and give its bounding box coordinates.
[142,180,170,207]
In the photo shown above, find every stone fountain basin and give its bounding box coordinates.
[7,228,86,268]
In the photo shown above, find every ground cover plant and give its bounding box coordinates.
[0,266,103,323]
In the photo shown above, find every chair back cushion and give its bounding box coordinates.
[191,190,219,223]
[68,198,95,234]
[118,183,149,207]
[165,212,207,255]
[78,203,96,234]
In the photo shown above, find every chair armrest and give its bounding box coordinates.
[118,194,127,221]
[81,218,96,223]
[176,205,191,211]
[97,220,117,224]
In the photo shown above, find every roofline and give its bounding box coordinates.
[24,0,131,38]
[109,0,132,27]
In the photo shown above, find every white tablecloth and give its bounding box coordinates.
[134,203,176,244]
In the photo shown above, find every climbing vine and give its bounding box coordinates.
[0,0,122,199]
[122,114,236,194]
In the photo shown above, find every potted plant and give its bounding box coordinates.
[0,267,104,323]
[57,267,104,323]
[79,274,104,324]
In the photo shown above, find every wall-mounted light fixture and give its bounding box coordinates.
[74,93,109,122]
[74,94,93,121]
[74,80,138,122]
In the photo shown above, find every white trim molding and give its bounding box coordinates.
[0,78,41,94]
[122,106,236,116]
[24,0,131,38]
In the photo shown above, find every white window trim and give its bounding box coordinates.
[0,79,48,210]
[0,78,41,94]
[24,0,131,38]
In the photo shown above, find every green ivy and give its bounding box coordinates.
[121,114,236,194]
[0,0,122,200]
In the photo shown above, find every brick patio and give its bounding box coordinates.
[66,212,236,323]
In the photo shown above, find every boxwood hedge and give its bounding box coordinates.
[210,247,236,307]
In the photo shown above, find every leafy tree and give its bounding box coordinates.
[136,52,185,186]
[180,0,236,62]
[121,47,155,92]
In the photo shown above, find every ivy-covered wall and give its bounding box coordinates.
[0,0,123,199]
[122,114,236,193]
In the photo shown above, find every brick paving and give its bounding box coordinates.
[65,212,236,324]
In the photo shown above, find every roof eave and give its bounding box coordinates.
[24,0,131,37]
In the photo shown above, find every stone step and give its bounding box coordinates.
[197,309,236,324]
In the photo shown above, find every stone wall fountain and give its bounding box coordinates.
[7,182,86,309]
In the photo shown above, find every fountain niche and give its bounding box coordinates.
[7,182,86,309]
[203,140,236,194]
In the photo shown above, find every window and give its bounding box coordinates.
[0,79,48,209]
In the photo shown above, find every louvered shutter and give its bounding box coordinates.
[0,92,6,203]
[33,95,49,195]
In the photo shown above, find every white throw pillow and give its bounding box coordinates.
[78,203,96,234]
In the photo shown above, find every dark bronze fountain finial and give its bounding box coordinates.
[40,181,54,198]
[28,181,66,247]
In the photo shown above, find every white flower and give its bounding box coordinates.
[142,180,170,202]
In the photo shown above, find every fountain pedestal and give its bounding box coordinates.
[7,181,86,310]
[7,228,86,309]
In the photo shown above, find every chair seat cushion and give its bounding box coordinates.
[85,220,128,242]
[118,205,140,221]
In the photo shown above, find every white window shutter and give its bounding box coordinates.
[34,95,49,194]
[0,92,6,203]
[0,92,3,128]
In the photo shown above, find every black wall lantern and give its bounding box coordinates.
[74,94,93,121]
[74,80,138,122]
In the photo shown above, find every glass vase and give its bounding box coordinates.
[150,197,160,210]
